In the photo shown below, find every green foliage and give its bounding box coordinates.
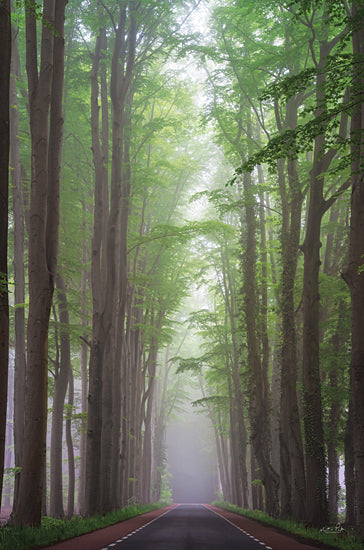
[191,395,228,408]
[213,502,364,550]
[0,504,165,550]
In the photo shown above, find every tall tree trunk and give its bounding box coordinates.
[78,238,88,515]
[84,27,107,517]
[342,3,364,537]
[241,165,279,517]
[270,331,281,478]
[277,99,306,521]
[9,19,26,514]
[301,12,351,524]
[50,274,71,518]
[0,0,11,512]
[302,141,328,527]
[221,247,248,508]
[327,352,341,524]
[66,369,75,519]
[4,364,13,510]
[344,400,356,526]
[15,0,67,526]
[121,332,130,507]
[219,419,232,502]
[97,5,136,513]
[152,348,170,503]
[301,31,344,526]
[142,313,162,504]
[128,303,144,504]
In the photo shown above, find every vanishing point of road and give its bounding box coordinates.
[43,504,329,550]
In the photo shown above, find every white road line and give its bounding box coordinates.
[100,505,178,548]
[203,505,272,550]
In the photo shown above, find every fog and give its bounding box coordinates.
[166,407,218,504]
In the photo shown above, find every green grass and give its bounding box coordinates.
[0,503,167,550]
[213,501,364,550]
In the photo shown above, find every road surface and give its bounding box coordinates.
[44,504,327,550]
[100,504,272,549]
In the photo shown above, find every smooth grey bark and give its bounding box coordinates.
[10,22,26,513]
[0,0,10,512]
[66,369,75,518]
[78,238,88,515]
[15,0,67,526]
[49,274,71,518]
[84,25,108,516]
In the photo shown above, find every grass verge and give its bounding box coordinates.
[213,501,363,550]
[0,503,167,550]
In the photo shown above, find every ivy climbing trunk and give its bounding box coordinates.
[221,245,248,508]
[343,2,364,538]
[241,165,279,517]
[276,95,306,522]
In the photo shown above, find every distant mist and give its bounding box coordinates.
[166,409,218,504]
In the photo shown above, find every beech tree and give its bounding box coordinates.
[9,23,26,512]
[0,0,11,510]
[343,1,364,538]
[14,0,67,527]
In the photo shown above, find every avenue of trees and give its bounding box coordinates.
[1,0,364,542]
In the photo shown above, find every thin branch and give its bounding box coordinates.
[80,335,91,348]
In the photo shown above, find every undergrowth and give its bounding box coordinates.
[0,503,167,550]
[213,501,364,550]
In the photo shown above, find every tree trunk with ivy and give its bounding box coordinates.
[241,167,279,517]
[342,2,364,537]
[277,96,306,522]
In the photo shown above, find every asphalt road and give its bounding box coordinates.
[98,504,272,550]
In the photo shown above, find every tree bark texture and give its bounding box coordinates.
[218,243,248,507]
[343,3,364,537]
[15,0,67,526]
[0,0,11,511]
[277,101,306,521]
[302,37,333,528]
[141,310,164,503]
[84,27,107,517]
[10,24,26,513]
[66,369,75,518]
[241,168,279,518]
[50,274,71,518]
[345,400,356,526]
[100,5,136,512]
[78,240,88,514]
